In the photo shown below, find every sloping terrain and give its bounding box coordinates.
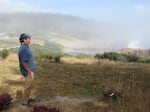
[0,13,121,54]
[0,54,150,112]
[116,48,150,58]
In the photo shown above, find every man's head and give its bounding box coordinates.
[19,33,31,44]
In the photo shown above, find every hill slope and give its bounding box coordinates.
[116,48,150,58]
[0,13,104,54]
[0,13,101,40]
[0,54,150,112]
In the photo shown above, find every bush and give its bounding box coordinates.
[94,53,101,60]
[31,105,61,112]
[37,53,62,63]
[95,52,140,62]
[0,49,9,59]
[46,55,53,60]
[139,58,150,63]
[0,93,12,111]
[53,55,61,62]
[99,52,120,61]
[126,54,139,62]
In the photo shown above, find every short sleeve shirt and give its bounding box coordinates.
[18,44,35,77]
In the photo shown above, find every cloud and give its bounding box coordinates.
[127,40,141,48]
[133,4,150,14]
[0,0,40,13]
[134,4,145,11]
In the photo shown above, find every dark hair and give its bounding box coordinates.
[20,37,28,43]
[19,33,31,43]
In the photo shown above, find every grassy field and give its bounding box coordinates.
[0,54,150,112]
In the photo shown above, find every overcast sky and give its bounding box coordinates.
[0,0,150,49]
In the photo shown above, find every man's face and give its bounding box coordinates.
[23,37,31,44]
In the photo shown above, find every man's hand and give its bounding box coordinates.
[30,72,34,80]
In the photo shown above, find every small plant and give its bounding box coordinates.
[94,53,101,60]
[31,105,61,112]
[0,49,9,59]
[37,53,62,62]
[46,55,53,60]
[141,58,150,63]
[54,55,61,62]
[94,53,102,64]
[0,93,12,111]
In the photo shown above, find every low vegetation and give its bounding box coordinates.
[34,56,150,112]
[0,93,12,111]
[0,53,150,112]
[38,53,62,63]
[95,52,150,63]
[31,105,61,112]
[0,49,9,59]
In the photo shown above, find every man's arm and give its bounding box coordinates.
[22,62,34,80]
[22,62,32,75]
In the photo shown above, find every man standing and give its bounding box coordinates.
[18,33,35,105]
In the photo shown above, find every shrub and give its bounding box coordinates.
[53,55,61,62]
[95,52,140,62]
[0,49,9,59]
[94,53,102,64]
[99,52,120,61]
[0,93,12,111]
[46,55,53,60]
[31,105,61,112]
[94,53,101,60]
[37,53,62,62]
[144,58,150,63]
[126,54,139,62]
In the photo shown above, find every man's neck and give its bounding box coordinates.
[22,43,29,45]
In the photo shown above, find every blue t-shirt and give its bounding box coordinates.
[18,44,35,77]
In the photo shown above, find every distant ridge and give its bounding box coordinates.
[0,13,147,54]
[0,13,101,40]
[0,13,114,54]
[116,48,150,58]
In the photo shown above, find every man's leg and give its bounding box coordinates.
[22,75,33,104]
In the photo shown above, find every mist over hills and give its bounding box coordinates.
[0,13,149,55]
[0,13,115,54]
[0,13,101,39]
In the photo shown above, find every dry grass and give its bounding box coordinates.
[0,54,150,112]
[0,53,23,97]
[31,39,45,46]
